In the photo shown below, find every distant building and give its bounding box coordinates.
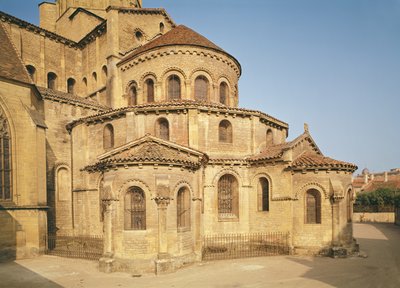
[0,0,357,273]
[353,168,400,193]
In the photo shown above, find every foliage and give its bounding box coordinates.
[354,188,400,212]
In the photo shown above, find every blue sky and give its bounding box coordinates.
[1,0,399,173]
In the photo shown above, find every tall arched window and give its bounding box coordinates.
[168,75,181,100]
[219,82,228,105]
[218,174,239,218]
[194,75,209,101]
[129,84,137,106]
[177,187,190,230]
[347,189,352,223]
[82,77,88,95]
[101,65,108,86]
[26,65,36,82]
[47,72,57,90]
[146,79,155,103]
[258,178,269,211]
[0,111,11,201]
[156,118,169,140]
[103,124,114,150]
[266,129,273,145]
[92,72,97,90]
[124,187,146,230]
[219,120,232,143]
[67,78,76,94]
[306,189,321,224]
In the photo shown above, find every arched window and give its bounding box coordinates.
[26,65,36,82]
[135,31,143,42]
[266,129,273,145]
[47,72,57,90]
[306,189,321,224]
[219,82,228,105]
[101,65,108,86]
[67,78,76,94]
[92,72,97,90]
[146,79,155,103]
[0,111,11,201]
[156,118,169,140]
[160,22,165,33]
[194,75,209,101]
[124,186,146,230]
[129,84,137,106]
[168,75,181,100]
[347,189,352,223]
[103,124,114,150]
[82,77,88,95]
[219,120,232,143]
[258,178,269,211]
[177,187,190,230]
[218,174,239,218]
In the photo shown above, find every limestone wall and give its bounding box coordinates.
[353,212,395,223]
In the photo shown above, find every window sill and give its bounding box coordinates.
[177,227,191,233]
[218,214,239,222]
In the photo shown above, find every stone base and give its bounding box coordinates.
[329,247,348,258]
[155,258,175,275]
[99,257,115,273]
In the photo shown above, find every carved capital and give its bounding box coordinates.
[152,196,172,207]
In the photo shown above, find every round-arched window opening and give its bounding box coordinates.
[160,22,165,33]
[135,31,143,42]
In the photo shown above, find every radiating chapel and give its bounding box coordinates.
[0,0,357,273]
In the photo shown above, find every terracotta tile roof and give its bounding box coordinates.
[119,25,240,70]
[0,23,32,84]
[85,134,207,172]
[38,87,109,110]
[290,151,357,171]
[66,100,288,131]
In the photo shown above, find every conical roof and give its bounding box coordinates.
[120,25,240,69]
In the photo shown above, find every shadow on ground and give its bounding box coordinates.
[0,261,62,288]
[288,223,400,288]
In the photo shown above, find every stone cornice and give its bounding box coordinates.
[77,21,107,48]
[118,46,241,78]
[66,102,288,132]
[108,7,176,28]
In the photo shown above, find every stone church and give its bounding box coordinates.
[0,0,357,273]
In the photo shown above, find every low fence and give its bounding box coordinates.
[45,234,103,260]
[396,208,400,226]
[353,205,395,213]
[202,232,290,261]
[353,212,395,223]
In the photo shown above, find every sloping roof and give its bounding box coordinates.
[119,25,240,70]
[84,134,208,172]
[248,131,321,162]
[289,151,357,171]
[38,87,109,110]
[0,22,32,84]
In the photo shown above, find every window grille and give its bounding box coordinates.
[218,174,238,217]
[168,75,181,100]
[177,187,190,230]
[146,79,155,102]
[219,120,232,143]
[0,113,11,201]
[47,72,57,90]
[103,124,114,150]
[259,178,269,211]
[219,82,228,105]
[306,189,321,224]
[124,187,146,230]
[157,118,169,141]
[194,76,209,101]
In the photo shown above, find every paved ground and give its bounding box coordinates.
[1,223,399,288]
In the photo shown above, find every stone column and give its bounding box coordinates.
[153,196,174,274]
[330,196,347,258]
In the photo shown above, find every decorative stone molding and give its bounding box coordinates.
[295,182,328,200]
[152,196,172,207]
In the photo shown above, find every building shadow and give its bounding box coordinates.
[287,223,400,287]
[0,204,17,261]
[0,261,63,288]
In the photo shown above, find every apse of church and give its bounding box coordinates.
[0,0,357,273]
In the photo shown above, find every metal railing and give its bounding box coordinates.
[202,232,290,261]
[45,234,103,260]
